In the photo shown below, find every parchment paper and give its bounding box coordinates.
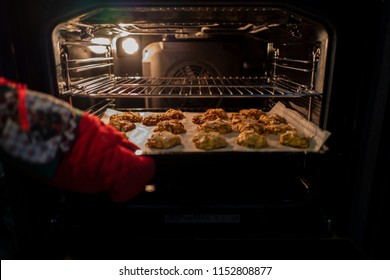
[101,102,331,154]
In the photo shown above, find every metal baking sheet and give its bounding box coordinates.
[101,102,331,154]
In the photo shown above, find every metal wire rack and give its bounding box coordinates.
[65,75,320,98]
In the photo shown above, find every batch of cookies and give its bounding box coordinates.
[108,107,311,150]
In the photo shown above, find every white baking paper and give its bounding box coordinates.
[101,102,331,154]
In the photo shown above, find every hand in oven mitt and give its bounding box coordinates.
[0,77,155,202]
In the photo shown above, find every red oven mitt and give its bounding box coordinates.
[51,113,155,202]
[0,77,155,202]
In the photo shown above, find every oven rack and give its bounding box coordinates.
[64,75,320,98]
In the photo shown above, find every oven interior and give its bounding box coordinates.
[52,5,331,126]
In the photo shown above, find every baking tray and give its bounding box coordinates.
[101,102,331,154]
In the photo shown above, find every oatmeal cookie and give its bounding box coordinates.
[141,113,170,126]
[192,131,228,150]
[153,119,187,134]
[259,113,287,125]
[239,108,266,119]
[263,123,295,134]
[279,130,311,148]
[236,130,268,149]
[146,131,182,149]
[164,108,186,120]
[228,112,248,127]
[236,119,264,134]
[109,111,143,123]
[198,118,233,134]
[109,118,136,132]
[192,108,228,124]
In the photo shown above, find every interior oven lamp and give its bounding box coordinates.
[122,37,139,55]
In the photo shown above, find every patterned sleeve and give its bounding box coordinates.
[0,77,82,165]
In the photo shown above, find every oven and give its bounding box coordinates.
[1,0,389,260]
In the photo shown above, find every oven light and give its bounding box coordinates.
[89,37,111,54]
[122,37,139,55]
[145,185,156,193]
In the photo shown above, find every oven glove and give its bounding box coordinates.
[0,77,155,202]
